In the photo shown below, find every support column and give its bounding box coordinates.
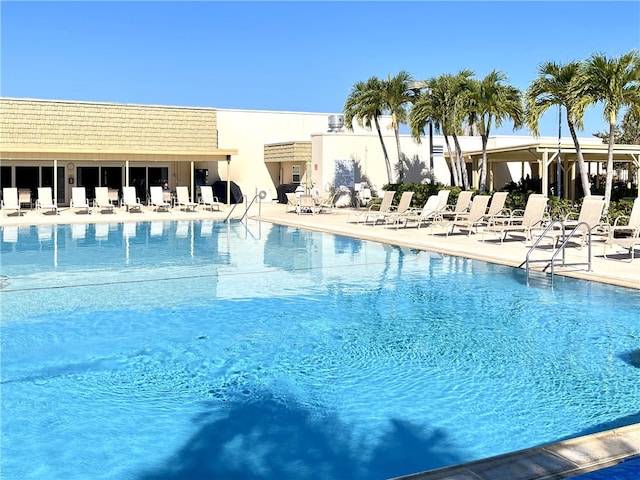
[53,159,58,205]
[541,151,549,196]
[226,155,231,208]
[471,157,479,190]
[488,162,494,192]
[190,160,194,202]
[125,160,130,187]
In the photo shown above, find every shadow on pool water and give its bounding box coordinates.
[137,392,463,480]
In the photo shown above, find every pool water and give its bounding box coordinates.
[1,220,639,480]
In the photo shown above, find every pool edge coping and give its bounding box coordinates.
[391,423,640,480]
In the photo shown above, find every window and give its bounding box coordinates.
[292,165,301,183]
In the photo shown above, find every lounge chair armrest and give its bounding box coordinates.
[612,215,629,228]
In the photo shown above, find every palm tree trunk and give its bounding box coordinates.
[480,134,489,192]
[567,121,592,197]
[453,134,469,189]
[604,122,616,210]
[373,116,393,183]
[443,135,460,186]
[393,124,403,183]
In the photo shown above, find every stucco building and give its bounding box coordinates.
[1,97,638,207]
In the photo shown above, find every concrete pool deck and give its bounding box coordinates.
[2,200,639,290]
[2,200,639,479]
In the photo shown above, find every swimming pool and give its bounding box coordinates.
[1,220,639,480]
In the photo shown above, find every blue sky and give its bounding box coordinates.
[2,1,639,137]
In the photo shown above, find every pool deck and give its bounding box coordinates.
[2,201,640,479]
[2,201,639,290]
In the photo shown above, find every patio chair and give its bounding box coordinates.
[297,194,315,215]
[36,187,58,215]
[388,190,450,230]
[482,191,510,225]
[348,190,396,224]
[608,234,640,261]
[285,192,298,213]
[316,191,338,214]
[377,191,415,226]
[558,195,607,246]
[1,187,22,216]
[108,188,121,207]
[199,185,222,211]
[482,194,548,243]
[93,187,115,214]
[71,187,91,214]
[439,195,492,237]
[440,190,473,220]
[122,186,143,212]
[18,188,33,209]
[532,196,606,248]
[175,186,198,212]
[149,186,171,212]
[606,197,640,242]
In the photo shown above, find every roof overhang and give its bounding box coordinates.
[449,141,640,164]
[0,147,238,162]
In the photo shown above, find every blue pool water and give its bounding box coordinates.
[1,220,639,480]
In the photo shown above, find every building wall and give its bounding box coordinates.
[2,97,611,206]
[0,97,218,150]
[215,108,389,199]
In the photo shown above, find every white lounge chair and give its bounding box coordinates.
[531,196,606,249]
[285,192,298,213]
[36,187,58,215]
[608,235,640,261]
[108,188,121,207]
[482,194,548,243]
[400,190,451,230]
[297,194,315,215]
[316,191,338,214]
[175,186,198,212]
[199,185,222,211]
[71,187,91,214]
[18,188,33,209]
[149,186,171,212]
[2,187,22,216]
[378,191,415,226]
[122,186,143,212]
[606,197,640,242]
[441,190,473,220]
[482,191,510,225]
[348,190,396,224]
[93,187,115,214]
[439,195,492,237]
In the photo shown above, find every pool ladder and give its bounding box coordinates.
[224,194,259,223]
[523,220,593,286]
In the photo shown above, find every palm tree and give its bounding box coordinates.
[343,77,393,183]
[583,50,640,208]
[408,78,442,181]
[409,71,473,188]
[381,71,414,181]
[466,71,523,192]
[526,60,592,196]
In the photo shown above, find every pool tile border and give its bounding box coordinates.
[393,423,640,480]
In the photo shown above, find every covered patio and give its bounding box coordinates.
[457,141,640,199]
